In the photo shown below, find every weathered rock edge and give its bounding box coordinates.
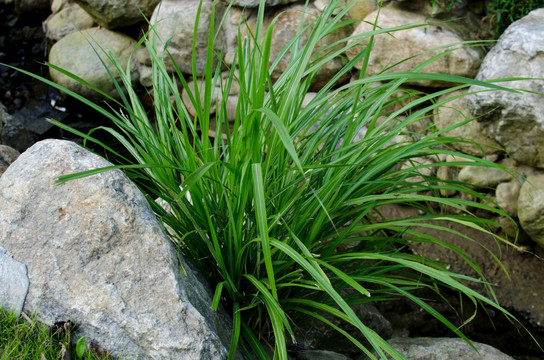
[0,139,235,359]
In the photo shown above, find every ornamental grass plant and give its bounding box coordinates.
[7,0,537,359]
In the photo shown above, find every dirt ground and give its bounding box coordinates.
[376,204,544,359]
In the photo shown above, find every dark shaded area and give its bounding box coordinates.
[0,1,124,155]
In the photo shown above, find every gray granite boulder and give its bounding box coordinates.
[0,139,235,359]
[466,9,544,168]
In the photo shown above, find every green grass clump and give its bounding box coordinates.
[5,0,538,359]
[0,310,109,360]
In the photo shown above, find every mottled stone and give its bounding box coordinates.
[251,3,353,90]
[434,90,502,157]
[0,139,236,359]
[466,9,544,168]
[458,164,512,188]
[0,247,29,317]
[49,28,138,100]
[518,174,544,249]
[148,0,225,76]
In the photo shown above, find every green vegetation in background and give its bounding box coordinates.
[4,0,541,359]
[486,0,544,37]
[432,0,544,38]
[0,309,109,360]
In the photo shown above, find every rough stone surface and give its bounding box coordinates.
[346,7,483,87]
[518,174,544,249]
[14,0,50,15]
[466,9,544,168]
[434,90,502,157]
[44,2,96,41]
[458,164,513,188]
[49,27,138,100]
[0,145,20,176]
[73,0,160,28]
[249,3,352,90]
[495,181,520,218]
[0,247,29,317]
[386,337,515,359]
[0,139,235,359]
[148,0,225,76]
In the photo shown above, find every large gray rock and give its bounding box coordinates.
[434,90,502,157]
[386,337,515,359]
[0,139,235,359]
[466,9,544,168]
[0,247,29,317]
[518,174,544,249]
[73,0,160,28]
[346,7,483,87]
[49,28,138,101]
[44,2,96,41]
[148,0,225,76]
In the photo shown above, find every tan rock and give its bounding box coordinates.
[495,181,520,217]
[458,165,512,188]
[0,145,20,176]
[346,7,483,87]
[148,0,225,76]
[73,0,160,29]
[44,2,96,41]
[434,89,502,157]
[518,174,544,248]
[49,27,138,100]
